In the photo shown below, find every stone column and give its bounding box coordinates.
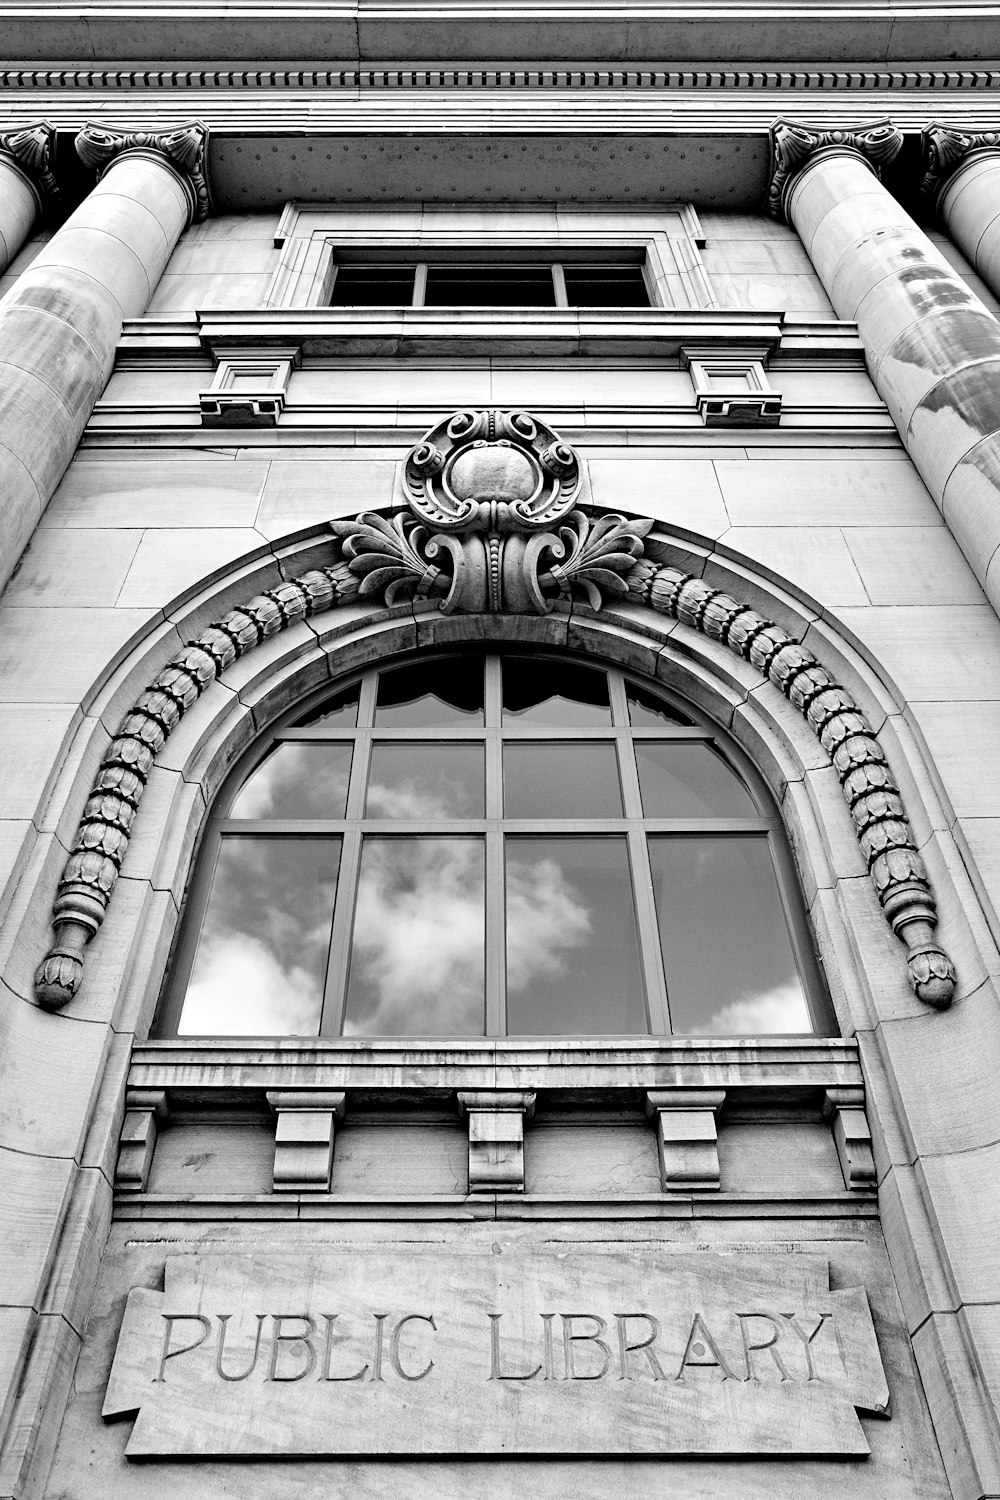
[0,123,57,274]
[770,118,1000,615]
[0,122,209,592]
[922,126,1000,301]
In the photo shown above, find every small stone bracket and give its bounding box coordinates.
[823,1087,876,1191]
[200,350,297,428]
[458,1090,536,1194]
[267,1090,346,1192]
[682,345,781,428]
[645,1089,726,1191]
[115,1088,169,1192]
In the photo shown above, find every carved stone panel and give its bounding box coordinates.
[103,1248,888,1459]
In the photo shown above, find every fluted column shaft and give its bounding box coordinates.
[0,126,207,593]
[781,136,1000,612]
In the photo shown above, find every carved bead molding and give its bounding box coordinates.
[0,121,58,209]
[920,123,1000,209]
[767,118,904,221]
[33,408,955,1012]
[75,121,211,222]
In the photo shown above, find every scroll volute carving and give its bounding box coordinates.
[333,408,652,614]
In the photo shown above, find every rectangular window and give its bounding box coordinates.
[329,259,652,309]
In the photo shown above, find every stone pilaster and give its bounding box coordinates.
[769,116,1000,617]
[922,124,1000,302]
[0,121,209,595]
[0,122,57,274]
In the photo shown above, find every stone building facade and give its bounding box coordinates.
[2,5,1000,1498]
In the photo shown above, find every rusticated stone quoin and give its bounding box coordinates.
[34,410,956,1012]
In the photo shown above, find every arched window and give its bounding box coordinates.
[157,651,831,1039]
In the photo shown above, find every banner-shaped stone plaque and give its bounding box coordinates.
[104,1248,889,1458]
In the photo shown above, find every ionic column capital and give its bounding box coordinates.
[0,121,58,212]
[767,117,903,221]
[920,123,1000,211]
[75,120,211,223]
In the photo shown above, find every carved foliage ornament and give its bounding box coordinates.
[334,409,651,615]
[75,121,211,223]
[34,409,955,1014]
[920,123,1000,209]
[768,118,903,220]
[0,121,58,208]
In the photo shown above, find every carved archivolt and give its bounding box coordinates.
[34,409,956,1013]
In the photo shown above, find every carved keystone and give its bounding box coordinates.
[823,1088,876,1190]
[115,1088,169,1192]
[458,1090,536,1193]
[645,1089,726,1192]
[267,1090,346,1192]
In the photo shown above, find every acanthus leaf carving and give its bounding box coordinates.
[920,123,1000,209]
[0,120,58,209]
[75,120,211,222]
[768,117,903,220]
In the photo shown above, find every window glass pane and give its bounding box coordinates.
[635,743,758,819]
[375,658,485,726]
[331,265,416,306]
[563,265,650,308]
[424,266,555,307]
[228,743,352,819]
[366,743,485,818]
[648,835,813,1035]
[627,684,695,728]
[505,837,646,1034]
[177,836,340,1036]
[502,657,611,726]
[293,684,359,729]
[342,837,485,1035]
[504,742,622,818]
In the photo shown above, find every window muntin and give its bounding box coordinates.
[329,260,652,309]
[164,652,828,1040]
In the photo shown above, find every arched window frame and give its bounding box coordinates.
[155,645,832,1041]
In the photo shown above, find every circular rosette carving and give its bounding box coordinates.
[404,407,581,533]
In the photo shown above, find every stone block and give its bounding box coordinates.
[0,1144,74,1307]
[719,525,869,607]
[256,459,397,537]
[912,1312,1000,1500]
[0,984,110,1159]
[0,604,155,704]
[588,457,729,537]
[919,1143,1000,1305]
[4,526,142,607]
[915,700,1000,820]
[116,527,270,609]
[0,704,80,823]
[716,458,940,527]
[837,604,1000,704]
[43,457,268,530]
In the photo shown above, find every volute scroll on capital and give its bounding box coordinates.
[0,121,58,210]
[920,123,1000,211]
[767,118,903,221]
[75,121,211,222]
